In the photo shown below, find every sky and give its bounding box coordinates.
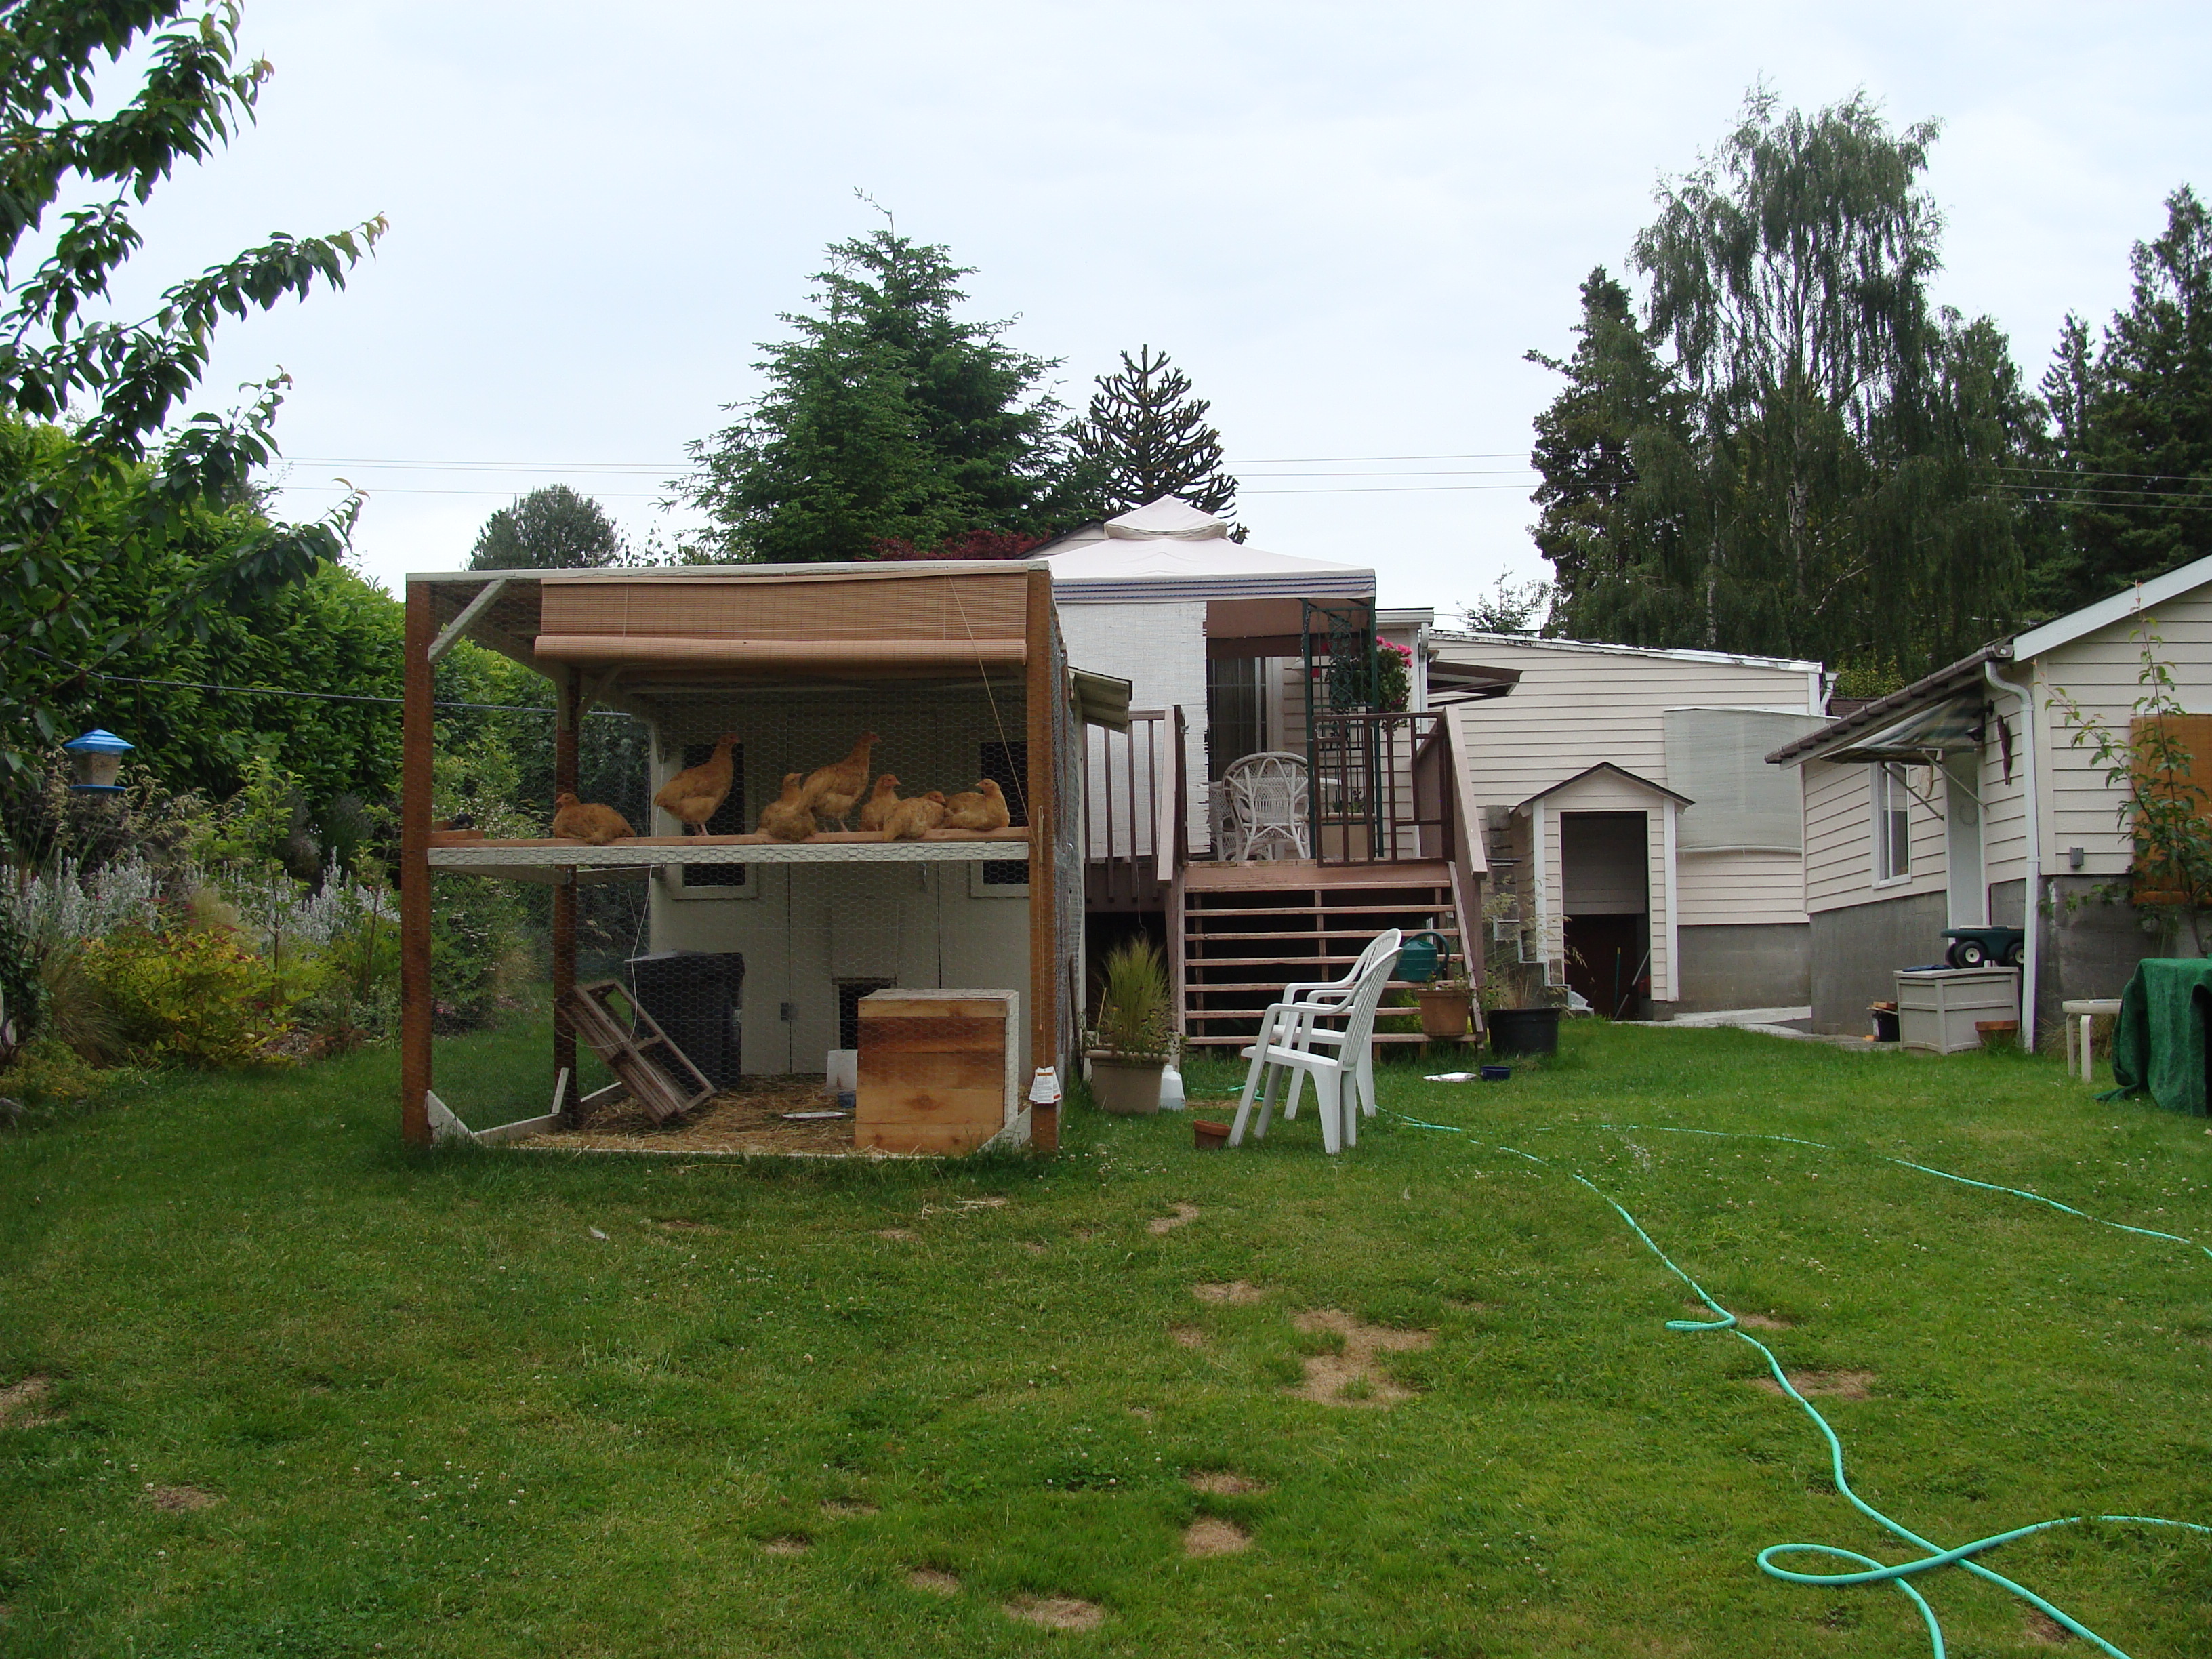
[99,1,2212,613]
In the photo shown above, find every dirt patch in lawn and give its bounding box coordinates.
[1183,1515,1252,1557]
[1288,1309,1434,1406]
[1187,1471,1271,1496]
[0,1376,56,1429]
[518,1079,863,1156]
[1190,1281,1265,1305]
[760,1535,811,1557]
[1753,1370,1874,1400]
[657,1218,722,1233]
[1690,1303,1793,1330]
[1017,1240,1048,1256]
[820,1498,876,1517]
[1170,1326,1208,1349]
[1148,1204,1200,1235]
[874,1229,918,1242]
[145,1486,220,1513]
[908,1568,960,1595]
[1004,1595,1104,1631]
[2024,1608,2072,1645]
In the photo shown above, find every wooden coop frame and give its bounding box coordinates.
[397,561,1102,1156]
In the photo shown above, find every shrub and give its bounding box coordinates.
[1,1034,115,1106]
[81,924,301,1067]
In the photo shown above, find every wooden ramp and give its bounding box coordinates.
[1176,859,1464,1049]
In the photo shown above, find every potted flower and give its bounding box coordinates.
[1086,937,1174,1115]
[1414,969,1475,1040]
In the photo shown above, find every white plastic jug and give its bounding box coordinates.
[1157,1064,1185,1111]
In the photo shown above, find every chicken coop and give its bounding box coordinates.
[396,561,1114,1158]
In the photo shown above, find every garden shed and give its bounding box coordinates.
[396,561,1101,1155]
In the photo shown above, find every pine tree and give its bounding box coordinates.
[677,228,1067,562]
[1069,346,1238,519]
[469,485,627,569]
[2031,187,2212,615]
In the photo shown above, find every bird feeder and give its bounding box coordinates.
[62,728,132,794]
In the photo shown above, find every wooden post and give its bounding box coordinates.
[399,582,435,1147]
[1025,567,1059,1154]
[552,667,579,1113]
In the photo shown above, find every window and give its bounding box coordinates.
[979,740,1028,886]
[1873,764,1911,882]
[1206,656,1267,781]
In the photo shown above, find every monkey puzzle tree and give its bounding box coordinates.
[1069,345,1238,520]
[0,1,382,783]
[469,485,628,570]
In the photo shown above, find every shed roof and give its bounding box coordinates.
[1517,761,1692,810]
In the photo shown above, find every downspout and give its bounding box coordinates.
[1986,658,2039,1052]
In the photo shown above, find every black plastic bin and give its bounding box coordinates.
[1488,1006,1561,1057]
[626,951,744,1089]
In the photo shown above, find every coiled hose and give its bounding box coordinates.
[1385,1110,2211,1658]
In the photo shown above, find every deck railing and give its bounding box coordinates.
[1082,708,1179,905]
[1309,710,1451,865]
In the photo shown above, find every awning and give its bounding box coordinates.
[1810,695,1988,764]
[532,636,1025,674]
[1069,668,1134,732]
[1427,661,1521,703]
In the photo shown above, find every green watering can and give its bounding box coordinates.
[1397,930,1453,983]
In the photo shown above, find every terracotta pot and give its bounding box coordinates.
[1414,987,1473,1040]
[1086,1052,1165,1115]
[1192,1119,1231,1151]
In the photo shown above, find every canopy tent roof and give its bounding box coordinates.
[1038,498,1374,605]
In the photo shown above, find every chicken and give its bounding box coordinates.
[654,733,739,835]
[881,790,947,842]
[856,774,903,834]
[800,731,880,831]
[941,778,1012,832]
[756,773,815,842]
[552,792,636,846]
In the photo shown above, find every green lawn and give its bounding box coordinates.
[3,1022,2209,1657]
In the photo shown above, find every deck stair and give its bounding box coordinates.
[1176,859,1465,1048]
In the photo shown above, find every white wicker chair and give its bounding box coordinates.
[1220,751,1310,863]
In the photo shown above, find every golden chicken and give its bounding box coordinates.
[552,793,635,846]
[654,733,739,835]
[757,773,815,842]
[856,774,903,834]
[881,790,947,841]
[800,731,880,831]
[941,778,1011,832]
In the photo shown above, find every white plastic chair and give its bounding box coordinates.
[1221,752,1310,862]
[1267,928,1401,1124]
[1228,934,1403,1154]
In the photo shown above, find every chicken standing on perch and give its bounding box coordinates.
[552,793,636,846]
[857,775,903,834]
[882,790,947,842]
[758,773,815,842]
[941,778,1011,832]
[800,731,880,831]
[654,733,739,834]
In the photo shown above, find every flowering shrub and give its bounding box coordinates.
[1378,639,1414,712]
[81,924,303,1067]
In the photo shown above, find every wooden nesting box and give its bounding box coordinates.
[856,989,1020,1155]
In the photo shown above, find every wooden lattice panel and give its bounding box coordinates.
[562,980,716,1124]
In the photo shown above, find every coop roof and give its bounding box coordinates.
[414,560,1047,681]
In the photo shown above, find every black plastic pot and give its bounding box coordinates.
[1488,1006,1561,1057]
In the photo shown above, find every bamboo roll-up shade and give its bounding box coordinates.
[532,635,1026,672]
[537,570,1029,644]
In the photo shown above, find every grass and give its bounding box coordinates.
[3,1020,2211,1656]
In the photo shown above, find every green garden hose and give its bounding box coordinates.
[1384,1110,2212,1658]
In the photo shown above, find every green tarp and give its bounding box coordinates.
[2106,957,2212,1114]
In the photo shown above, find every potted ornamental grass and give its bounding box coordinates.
[1086,937,1174,1115]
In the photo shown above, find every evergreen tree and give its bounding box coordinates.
[677,227,1069,562]
[2029,187,2212,616]
[1069,346,1238,518]
[1526,91,2038,679]
[469,485,627,569]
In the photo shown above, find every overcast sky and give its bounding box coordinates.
[118,1,2212,613]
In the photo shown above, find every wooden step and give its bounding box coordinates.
[1181,925,1461,943]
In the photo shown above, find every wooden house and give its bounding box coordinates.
[396,561,1115,1151]
[1429,632,1829,1017]
[1767,553,2212,1042]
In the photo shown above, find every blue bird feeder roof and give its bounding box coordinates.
[63,728,134,754]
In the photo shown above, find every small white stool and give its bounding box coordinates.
[2062,998,2123,1083]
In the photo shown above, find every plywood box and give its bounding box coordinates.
[856,990,1020,1154]
[1896,967,2020,1055]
